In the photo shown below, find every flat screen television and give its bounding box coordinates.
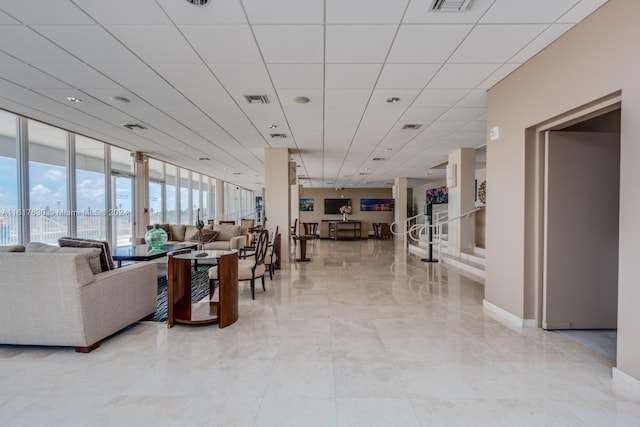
[324,198,351,215]
[426,186,448,204]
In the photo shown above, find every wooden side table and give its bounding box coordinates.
[167,250,238,328]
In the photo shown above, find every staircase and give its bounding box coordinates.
[408,236,485,280]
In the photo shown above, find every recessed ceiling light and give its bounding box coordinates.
[365,181,372,184]
[270,133,286,138]
[293,96,310,104]
[359,173,369,176]
[109,96,130,104]
[386,97,400,103]
[267,124,278,129]
[66,96,82,103]
[232,172,241,175]
[384,148,393,151]
[372,157,385,161]
[197,157,210,161]
[401,124,422,130]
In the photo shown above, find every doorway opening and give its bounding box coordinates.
[528,100,621,361]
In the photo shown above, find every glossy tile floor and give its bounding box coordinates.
[1,239,640,426]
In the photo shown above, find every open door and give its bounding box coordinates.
[543,131,619,329]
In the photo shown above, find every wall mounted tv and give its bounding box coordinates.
[324,198,351,215]
[426,186,448,204]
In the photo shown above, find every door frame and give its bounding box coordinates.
[526,93,621,328]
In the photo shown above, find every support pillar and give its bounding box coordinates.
[265,148,291,259]
[447,148,476,256]
[394,177,408,247]
[215,179,224,222]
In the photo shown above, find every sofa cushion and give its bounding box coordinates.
[146,223,171,240]
[213,224,241,241]
[25,242,59,252]
[187,228,218,243]
[56,247,103,275]
[0,245,25,252]
[170,224,186,242]
[58,237,115,272]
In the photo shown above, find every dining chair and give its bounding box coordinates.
[264,226,280,280]
[291,218,298,245]
[209,229,269,300]
[219,220,236,225]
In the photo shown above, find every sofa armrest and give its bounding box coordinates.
[229,235,245,250]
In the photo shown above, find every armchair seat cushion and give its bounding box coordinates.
[208,260,265,281]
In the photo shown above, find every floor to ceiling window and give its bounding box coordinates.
[180,168,190,225]
[165,164,177,224]
[75,135,106,240]
[28,121,68,244]
[0,111,17,244]
[110,146,134,247]
[148,158,164,225]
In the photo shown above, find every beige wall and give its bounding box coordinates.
[299,188,394,232]
[487,0,640,380]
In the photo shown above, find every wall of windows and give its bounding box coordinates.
[0,108,256,246]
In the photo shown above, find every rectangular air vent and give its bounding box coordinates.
[430,0,472,12]
[401,124,422,130]
[244,95,269,104]
[372,157,385,161]
[270,133,287,138]
[121,124,147,130]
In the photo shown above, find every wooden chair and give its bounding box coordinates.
[241,219,255,230]
[209,229,269,300]
[219,220,236,225]
[303,222,319,239]
[380,223,392,240]
[291,218,298,245]
[264,226,280,280]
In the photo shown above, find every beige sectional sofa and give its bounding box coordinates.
[0,243,157,352]
[143,223,246,251]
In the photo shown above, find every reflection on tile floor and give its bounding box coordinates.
[1,239,639,426]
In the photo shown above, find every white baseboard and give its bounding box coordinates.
[483,299,535,329]
[613,368,640,398]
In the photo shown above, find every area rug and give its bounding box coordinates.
[150,268,211,322]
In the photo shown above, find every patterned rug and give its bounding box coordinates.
[150,268,211,322]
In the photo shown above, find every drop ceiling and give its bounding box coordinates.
[0,0,608,190]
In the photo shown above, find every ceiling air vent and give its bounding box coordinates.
[401,124,422,130]
[244,95,269,104]
[270,133,287,139]
[429,0,472,12]
[121,124,147,130]
[372,157,385,161]
[186,0,210,6]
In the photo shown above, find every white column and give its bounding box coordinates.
[265,148,291,258]
[394,177,408,247]
[447,148,476,255]
[215,179,224,222]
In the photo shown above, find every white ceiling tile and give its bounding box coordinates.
[425,120,467,132]
[0,26,81,65]
[326,0,410,24]
[427,63,499,89]
[510,24,574,63]
[210,63,273,91]
[326,25,397,63]
[0,51,21,65]
[404,0,495,24]
[277,89,324,107]
[253,25,324,64]
[449,24,548,63]
[181,25,263,64]
[73,0,171,25]
[377,63,441,88]
[91,64,171,89]
[107,25,201,65]
[0,64,69,89]
[0,10,19,24]
[156,0,247,24]
[413,89,470,107]
[401,107,447,123]
[438,107,486,121]
[480,0,579,24]
[268,64,323,89]
[325,64,382,89]
[81,88,147,108]
[1,1,92,24]
[151,63,225,92]
[388,25,473,63]
[557,0,608,24]
[455,90,487,108]
[477,63,522,89]
[243,0,323,24]
[35,64,120,89]
[33,25,141,65]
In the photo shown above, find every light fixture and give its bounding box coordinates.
[386,97,400,103]
[66,96,82,103]
[372,157,385,161]
[401,124,422,130]
[267,124,278,129]
[293,96,310,104]
[197,157,210,161]
[121,124,146,130]
[384,147,393,151]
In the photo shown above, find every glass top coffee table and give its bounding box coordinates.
[111,242,198,267]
